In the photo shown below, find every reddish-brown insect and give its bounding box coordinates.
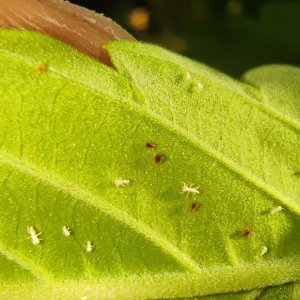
[37,64,46,74]
[243,228,252,237]
[154,154,164,165]
[189,202,199,212]
[146,141,156,150]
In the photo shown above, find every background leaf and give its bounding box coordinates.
[0,30,299,299]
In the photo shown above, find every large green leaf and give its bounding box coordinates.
[0,30,299,299]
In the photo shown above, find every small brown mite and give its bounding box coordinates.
[189,202,199,212]
[146,142,156,150]
[243,228,252,237]
[37,64,47,74]
[155,154,164,165]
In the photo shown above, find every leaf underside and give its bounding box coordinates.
[0,30,299,300]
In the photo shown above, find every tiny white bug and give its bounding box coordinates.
[28,226,42,245]
[260,246,268,256]
[270,206,284,215]
[197,81,204,91]
[186,72,192,80]
[62,225,71,237]
[81,296,89,300]
[181,183,200,195]
[86,241,94,253]
[114,178,130,187]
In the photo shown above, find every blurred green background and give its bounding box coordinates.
[73,0,300,77]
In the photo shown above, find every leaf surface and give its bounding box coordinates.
[0,30,299,299]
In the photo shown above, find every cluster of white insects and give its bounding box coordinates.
[27,225,94,253]
[27,178,127,251]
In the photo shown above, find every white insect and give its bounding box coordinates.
[28,226,42,245]
[197,81,204,91]
[181,183,200,195]
[81,296,89,300]
[86,241,94,253]
[270,206,284,215]
[62,225,71,237]
[260,246,268,256]
[114,178,130,187]
[186,72,192,80]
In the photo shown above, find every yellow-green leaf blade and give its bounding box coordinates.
[0,30,299,299]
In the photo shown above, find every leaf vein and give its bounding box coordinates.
[0,242,52,282]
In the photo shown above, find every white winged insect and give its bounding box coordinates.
[28,226,42,245]
[86,241,94,253]
[270,206,284,215]
[260,246,268,256]
[62,225,72,237]
[181,182,200,195]
[114,178,130,187]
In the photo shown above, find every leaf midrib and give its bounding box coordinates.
[0,257,299,299]
[0,48,299,214]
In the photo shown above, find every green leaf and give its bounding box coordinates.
[0,30,299,299]
[170,282,299,299]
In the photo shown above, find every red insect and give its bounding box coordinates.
[154,154,164,165]
[37,64,47,74]
[146,141,156,150]
[189,202,199,212]
[243,228,252,237]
